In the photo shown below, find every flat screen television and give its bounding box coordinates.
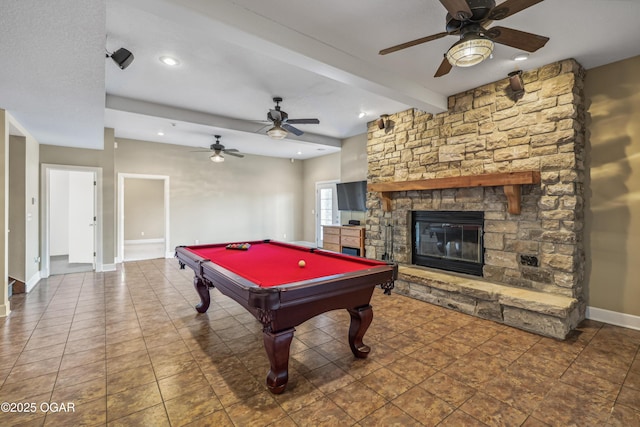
[336,180,367,211]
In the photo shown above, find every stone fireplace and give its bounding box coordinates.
[365,59,586,339]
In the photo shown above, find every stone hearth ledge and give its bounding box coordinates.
[396,265,580,340]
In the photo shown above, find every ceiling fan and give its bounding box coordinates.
[379,0,549,77]
[192,135,244,163]
[265,97,320,140]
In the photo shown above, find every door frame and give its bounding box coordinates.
[117,173,170,263]
[41,164,102,278]
[315,180,339,247]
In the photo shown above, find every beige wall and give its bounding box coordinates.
[102,129,116,264]
[25,130,39,283]
[1,110,8,316]
[301,152,341,242]
[115,138,304,246]
[123,178,165,240]
[338,133,367,226]
[3,113,39,306]
[340,133,367,182]
[9,136,26,281]
[585,55,640,316]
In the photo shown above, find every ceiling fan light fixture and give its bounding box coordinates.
[446,35,494,68]
[210,153,224,163]
[267,125,288,140]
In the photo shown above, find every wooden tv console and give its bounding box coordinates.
[322,225,365,256]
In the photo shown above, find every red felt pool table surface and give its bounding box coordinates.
[185,240,385,288]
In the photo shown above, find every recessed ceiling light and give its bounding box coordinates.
[159,56,180,66]
[513,53,529,61]
[358,112,367,119]
[157,131,165,136]
[297,151,302,155]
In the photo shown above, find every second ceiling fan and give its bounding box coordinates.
[192,135,244,163]
[265,97,319,140]
[379,0,549,77]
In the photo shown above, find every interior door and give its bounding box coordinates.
[67,171,95,264]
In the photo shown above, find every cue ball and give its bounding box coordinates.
[298,260,306,268]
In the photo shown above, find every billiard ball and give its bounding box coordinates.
[298,260,306,268]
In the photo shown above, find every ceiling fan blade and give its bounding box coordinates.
[379,32,448,55]
[434,57,453,78]
[190,149,213,152]
[226,151,244,158]
[268,109,282,122]
[488,0,544,21]
[286,118,319,125]
[487,26,549,52]
[439,0,473,20]
[282,124,304,136]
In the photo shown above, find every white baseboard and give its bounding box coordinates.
[586,306,640,331]
[26,272,41,293]
[100,263,117,272]
[124,238,165,245]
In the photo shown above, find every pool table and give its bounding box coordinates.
[175,239,396,394]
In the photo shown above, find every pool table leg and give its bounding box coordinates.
[193,276,210,313]
[262,328,295,394]
[347,304,373,358]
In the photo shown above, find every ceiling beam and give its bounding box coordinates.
[127,0,448,113]
[105,95,342,147]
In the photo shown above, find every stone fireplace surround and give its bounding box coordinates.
[365,59,586,339]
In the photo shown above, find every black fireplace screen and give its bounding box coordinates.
[412,211,484,276]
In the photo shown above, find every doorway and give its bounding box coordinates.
[315,180,338,247]
[117,173,170,262]
[41,165,101,276]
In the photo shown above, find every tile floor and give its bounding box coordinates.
[1,258,639,426]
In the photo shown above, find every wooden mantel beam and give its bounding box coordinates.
[368,171,541,214]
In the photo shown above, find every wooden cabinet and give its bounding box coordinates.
[322,226,341,252]
[322,225,365,256]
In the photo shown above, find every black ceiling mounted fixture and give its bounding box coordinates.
[265,97,319,140]
[107,47,134,70]
[377,114,391,130]
[191,135,244,163]
[379,0,549,77]
[507,70,525,100]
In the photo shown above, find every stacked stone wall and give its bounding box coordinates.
[366,59,586,312]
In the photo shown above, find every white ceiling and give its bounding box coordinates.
[2,0,640,159]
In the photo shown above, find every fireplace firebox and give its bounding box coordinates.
[412,211,484,276]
